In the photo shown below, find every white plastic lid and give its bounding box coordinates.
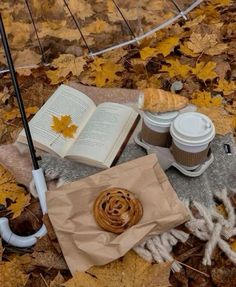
[170,112,215,146]
[144,111,179,127]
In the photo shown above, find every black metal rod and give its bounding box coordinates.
[112,0,137,40]
[171,0,182,13]
[24,0,47,63]
[0,13,39,169]
[171,0,187,19]
[63,0,92,54]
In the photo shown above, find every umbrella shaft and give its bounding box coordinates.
[0,14,39,169]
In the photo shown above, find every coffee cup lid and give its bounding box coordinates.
[144,111,179,127]
[170,112,215,145]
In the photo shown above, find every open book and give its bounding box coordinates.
[17,85,139,168]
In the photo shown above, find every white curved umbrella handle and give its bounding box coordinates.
[0,168,48,247]
[0,218,47,247]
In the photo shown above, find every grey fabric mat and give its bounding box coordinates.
[40,134,236,207]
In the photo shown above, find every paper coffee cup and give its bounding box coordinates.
[141,111,179,147]
[170,112,215,169]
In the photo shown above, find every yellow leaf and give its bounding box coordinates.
[155,36,180,57]
[139,47,157,61]
[46,54,86,85]
[10,192,31,219]
[216,204,227,218]
[0,258,29,287]
[214,79,236,96]
[191,91,222,108]
[192,5,220,20]
[178,44,198,57]
[51,115,78,138]
[191,62,217,81]
[230,240,236,252]
[183,15,206,28]
[25,106,39,118]
[0,164,30,218]
[3,109,19,122]
[197,107,235,135]
[161,59,191,78]
[3,106,39,121]
[90,59,123,87]
[211,0,232,6]
[63,251,171,287]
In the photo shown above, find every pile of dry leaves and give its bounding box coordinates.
[0,0,236,286]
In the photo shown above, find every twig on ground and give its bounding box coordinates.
[175,260,210,278]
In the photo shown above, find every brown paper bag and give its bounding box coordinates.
[46,154,189,274]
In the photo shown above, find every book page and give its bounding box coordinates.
[67,103,137,164]
[18,85,96,157]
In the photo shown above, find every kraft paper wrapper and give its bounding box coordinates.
[46,154,190,274]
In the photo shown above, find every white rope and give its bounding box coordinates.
[133,228,189,272]
[186,188,236,266]
[134,188,236,271]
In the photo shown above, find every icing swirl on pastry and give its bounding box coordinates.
[93,188,143,234]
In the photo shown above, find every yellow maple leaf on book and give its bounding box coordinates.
[51,115,78,139]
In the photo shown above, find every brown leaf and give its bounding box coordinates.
[67,0,93,20]
[50,272,65,287]
[0,87,11,104]
[214,61,231,79]
[13,49,41,76]
[43,215,62,254]
[186,33,227,56]
[0,239,3,262]
[10,200,43,236]
[43,214,57,242]
[211,266,236,287]
[225,101,236,115]
[31,250,68,270]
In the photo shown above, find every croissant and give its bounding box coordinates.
[93,188,143,234]
[138,88,188,113]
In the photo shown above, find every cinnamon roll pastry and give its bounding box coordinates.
[93,188,143,234]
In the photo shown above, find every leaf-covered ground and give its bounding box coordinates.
[0,0,236,286]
